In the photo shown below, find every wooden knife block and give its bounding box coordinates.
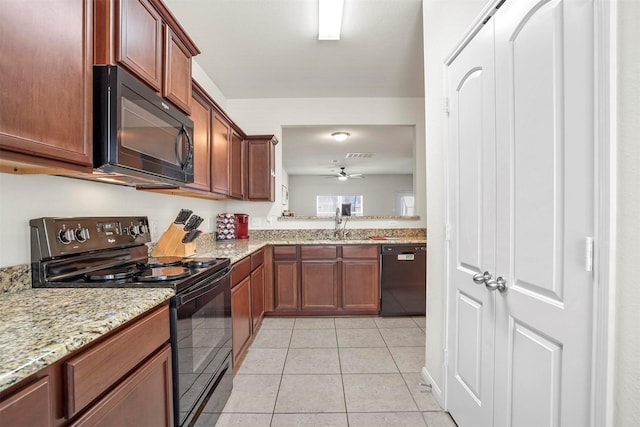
[150,224,196,257]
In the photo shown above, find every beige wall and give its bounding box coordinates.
[615,1,640,425]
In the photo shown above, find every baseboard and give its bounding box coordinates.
[421,367,444,409]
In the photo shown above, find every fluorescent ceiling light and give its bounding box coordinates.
[318,0,344,40]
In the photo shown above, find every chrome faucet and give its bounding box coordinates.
[333,208,350,239]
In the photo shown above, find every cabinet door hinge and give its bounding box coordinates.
[445,224,451,242]
[444,97,450,115]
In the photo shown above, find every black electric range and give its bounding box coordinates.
[29,216,233,427]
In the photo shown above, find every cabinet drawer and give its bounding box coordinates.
[70,344,173,427]
[0,376,52,427]
[232,256,251,286]
[300,245,337,259]
[64,304,170,418]
[251,248,264,270]
[273,245,297,259]
[342,245,379,259]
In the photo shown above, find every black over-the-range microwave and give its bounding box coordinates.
[93,65,194,187]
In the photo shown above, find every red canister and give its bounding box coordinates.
[234,213,249,239]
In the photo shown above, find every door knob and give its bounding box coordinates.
[472,271,492,285]
[485,277,507,292]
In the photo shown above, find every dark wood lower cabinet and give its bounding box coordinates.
[300,261,339,311]
[231,276,252,367]
[342,259,380,311]
[251,264,265,329]
[273,260,298,311]
[70,344,173,427]
[270,245,380,315]
[0,376,52,427]
[231,251,266,369]
[0,304,172,427]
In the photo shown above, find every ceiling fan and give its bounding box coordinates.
[325,167,364,181]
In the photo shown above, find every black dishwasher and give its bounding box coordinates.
[380,244,427,316]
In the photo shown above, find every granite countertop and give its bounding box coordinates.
[194,237,427,262]
[0,288,174,394]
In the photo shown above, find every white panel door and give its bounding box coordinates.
[446,20,497,427]
[493,1,594,426]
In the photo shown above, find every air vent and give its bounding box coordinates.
[345,153,375,159]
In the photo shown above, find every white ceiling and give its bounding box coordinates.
[164,0,424,175]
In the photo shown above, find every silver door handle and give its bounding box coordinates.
[472,271,492,285]
[485,277,507,292]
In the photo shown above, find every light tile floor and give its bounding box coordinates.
[206,316,457,427]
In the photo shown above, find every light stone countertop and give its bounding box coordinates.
[0,288,174,393]
[193,237,427,262]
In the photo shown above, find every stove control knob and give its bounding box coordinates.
[126,225,140,238]
[75,228,90,242]
[58,229,75,244]
[138,224,148,235]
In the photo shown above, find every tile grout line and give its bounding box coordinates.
[334,318,351,427]
[268,319,294,426]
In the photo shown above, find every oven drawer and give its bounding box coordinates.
[64,304,170,418]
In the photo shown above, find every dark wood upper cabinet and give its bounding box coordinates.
[95,0,199,115]
[246,135,279,201]
[163,25,192,114]
[185,84,212,192]
[0,0,93,172]
[117,0,163,91]
[211,113,231,196]
[230,132,246,200]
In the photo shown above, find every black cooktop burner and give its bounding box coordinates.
[140,256,183,268]
[136,266,191,282]
[182,257,219,268]
[85,267,135,281]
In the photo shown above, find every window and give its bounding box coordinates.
[396,192,415,216]
[316,195,363,217]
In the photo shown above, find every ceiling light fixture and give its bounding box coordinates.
[318,0,344,41]
[331,131,350,142]
[338,175,348,181]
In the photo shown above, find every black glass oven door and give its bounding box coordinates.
[173,274,231,427]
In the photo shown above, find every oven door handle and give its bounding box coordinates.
[177,267,231,306]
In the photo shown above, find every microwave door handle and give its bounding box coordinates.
[175,125,193,172]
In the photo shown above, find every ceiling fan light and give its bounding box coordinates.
[338,175,348,181]
[318,0,344,41]
[331,131,350,142]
